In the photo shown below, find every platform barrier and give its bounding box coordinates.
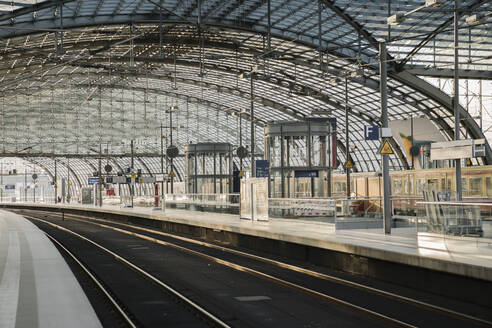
[268,198,336,222]
[417,201,492,238]
[165,194,240,214]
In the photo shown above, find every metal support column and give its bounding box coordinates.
[267,0,271,51]
[159,9,163,58]
[169,108,174,194]
[345,77,350,199]
[160,124,164,199]
[250,72,255,177]
[411,116,414,170]
[454,0,462,201]
[130,140,134,208]
[239,114,243,170]
[0,162,3,202]
[54,159,57,204]
[98,143,102,207]
[318,0,323,68]
[280,125,285,198]
[380,42,391,234]
[67,157,70,203]
[327,129,332,197]
[24,169,27,202]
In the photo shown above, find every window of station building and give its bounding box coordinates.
[310,136,326,167]
[469,177,482,196]
[486,177,492,197]
[269,136,282,167]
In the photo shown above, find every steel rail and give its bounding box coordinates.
[45,233,138,328]
[47,210,492,328]
[25,212,416,328]
[25,215,232,328]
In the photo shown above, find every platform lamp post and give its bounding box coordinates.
[387,0,462,200]
[165,106,180,194]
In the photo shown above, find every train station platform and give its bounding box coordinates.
[3,202,492,285]
[0,209,102,328]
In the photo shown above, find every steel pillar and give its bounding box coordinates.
[380,42,391,235]
[454,0,462,201]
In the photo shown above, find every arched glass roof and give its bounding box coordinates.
[0,0,490,185]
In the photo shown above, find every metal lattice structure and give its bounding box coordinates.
[0,0,491,187]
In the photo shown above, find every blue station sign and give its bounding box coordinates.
[294,170,319,178]
[364,125,379,141]
[255,160,270,178]
[88,177,100,185]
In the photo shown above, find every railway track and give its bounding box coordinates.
[18,209,492,328]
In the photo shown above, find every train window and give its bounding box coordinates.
[469,177,482,196]
[334,182,346,193]
[392,179,402,195]
[416,179,426,195]
[461,178,468,196]
[486,177,492,197]
[405,175,414,195]
[447,179,452,192]
[427,179,438,192]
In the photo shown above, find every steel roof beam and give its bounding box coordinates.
[396,0,490,69]
[405,67,492,80]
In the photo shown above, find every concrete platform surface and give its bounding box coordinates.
[0,210,102,328]
[4,203,492,282]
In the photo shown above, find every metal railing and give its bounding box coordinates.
[417,201,492,238]
[164,193,240,214]
[268,198,336,221]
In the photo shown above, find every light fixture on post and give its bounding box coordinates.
[466,14,483,26]
[388,0,445,25]
[387,13,405,25]
[425,0,445,7]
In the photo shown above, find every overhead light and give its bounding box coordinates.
[387,14,405,25]
[466,14,483,26]
[425,0,445,7]
[350,68,364,78]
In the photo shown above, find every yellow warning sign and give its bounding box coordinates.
[169,171,175,178]
[98,178,103,183]
[238,170,244,177]
[67,182,71,187]
[379,139,394,155]
[466,158,472,166]
[131,172,136,179]
[138,178,143,183]
[344,160,354,169]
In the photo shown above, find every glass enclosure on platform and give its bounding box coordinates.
[184,142,233,194]
[265,119,335,198]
